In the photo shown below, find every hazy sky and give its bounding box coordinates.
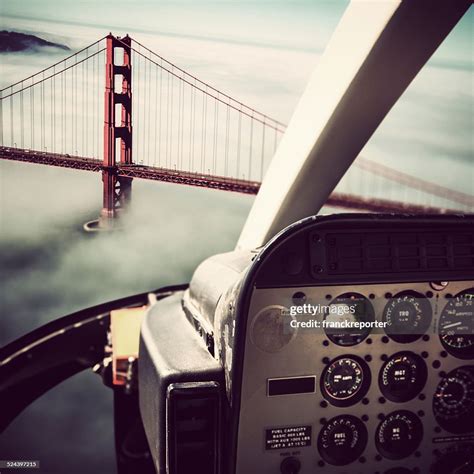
[1,1,347,47]
[1,1,471,57]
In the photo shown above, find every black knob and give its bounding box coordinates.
[280,456,301,474]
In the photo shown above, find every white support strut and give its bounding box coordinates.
[237,0,471,250]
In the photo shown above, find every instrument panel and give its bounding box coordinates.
[236,281,474,473]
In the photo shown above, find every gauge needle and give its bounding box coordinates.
[443,321,462,329]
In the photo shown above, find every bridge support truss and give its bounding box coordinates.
[99,34,133,229]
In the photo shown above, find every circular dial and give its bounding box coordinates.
[318,415,367,466]
[433,366,474,434]
[383,291,432,343]
[379,351,427,402]
[324,293,375,346]
[321,355,370,407]
[438,288,474,359]
[432,444,474,474]
[251,305,294,353]
[375,410,423,460]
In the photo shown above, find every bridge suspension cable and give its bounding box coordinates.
[0,37,107,160]
[125,37,285,182]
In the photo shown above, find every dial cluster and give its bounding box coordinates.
[318,351,427,466]
[313,285,474,468]
[318,410,425,466]
[321,351,429,410]
[321,288,474,359]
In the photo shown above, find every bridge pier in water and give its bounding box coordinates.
[85,34,133,232]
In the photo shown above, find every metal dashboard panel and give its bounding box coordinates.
[236,280,473,474]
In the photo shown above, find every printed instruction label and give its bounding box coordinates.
[265,425,311,450]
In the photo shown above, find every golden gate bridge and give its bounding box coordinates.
[0,34,472,228]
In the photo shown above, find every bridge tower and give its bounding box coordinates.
[98,33,133,229]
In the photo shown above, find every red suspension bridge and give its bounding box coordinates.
[0,34,472,228]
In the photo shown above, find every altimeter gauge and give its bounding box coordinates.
[438,288,474,359]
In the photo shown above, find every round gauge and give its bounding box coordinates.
[375,410,423,460]
[438,288,474,359]
[318,415,368,466]
[383,291,432,343]
[433,366,474,434]
[379,351,427,403]
[432,444,474,474]
[324,293,375,346]
[321,355,371,407]
[250,305,294,353]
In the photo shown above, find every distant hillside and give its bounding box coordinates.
[0,31,70,53]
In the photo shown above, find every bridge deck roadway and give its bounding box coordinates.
[0,146,455,214]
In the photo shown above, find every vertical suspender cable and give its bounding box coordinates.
[75,56,78,154]
[20,84,24,148]
[61,71,64,153]
[260,120,265,180]
[143,52,148,164]
[237,110,242,179]
[85,58,88,156]
[166,70,170,168]
[248,117,253,180]
[187,85,192,172]
[145,57,150,165]
[0,89,3,146]
[40,78,43,150]
[200,90,205,173]
[202,89,207,173]
[96,45,99,158]
[177,77,181,169]
[147,58,152,166]
[180,77,185,170]
[225,105,230,177]
[190,86,195,171]
[212,97,218,174]
[52,72,55,152]
[31,79,35,149]
[170,71,174,168]
[9,91,13,147]
[92,51,96,158]
[158,63,163,166]
[136,50,141,162]
[50,74,53,152]
[72,60,75,154]
[153,60,158,166]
